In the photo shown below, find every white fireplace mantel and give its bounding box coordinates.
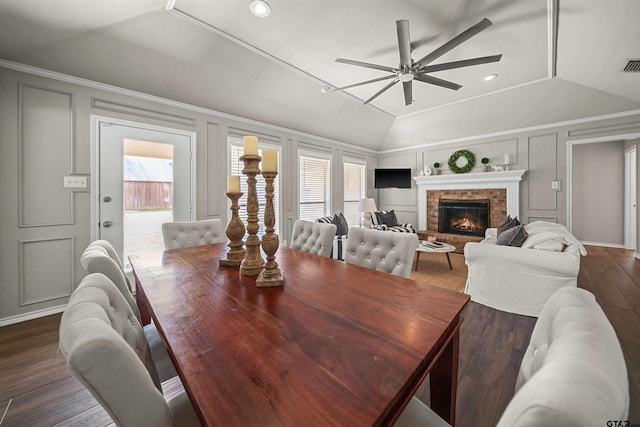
[413,169,527,231]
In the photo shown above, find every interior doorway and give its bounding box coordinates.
[92,116,196,272]
[625,146,637,250]
[568,132,640,249]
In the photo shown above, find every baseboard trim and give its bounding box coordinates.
[0,304,66,327]
[581,241,627,249]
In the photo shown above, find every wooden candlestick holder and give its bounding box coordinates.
[257,171,284,287]
[220,192,245,267]
[240,154,264,276]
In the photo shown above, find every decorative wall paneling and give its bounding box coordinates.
[19,84,75,227]
[19,237,74,306]
[527,133,558,212]
[527,216,558,223]
[206,122,221,217]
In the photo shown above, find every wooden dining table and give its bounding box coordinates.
[131,243,469,427]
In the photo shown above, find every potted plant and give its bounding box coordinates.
[481,157,491,172]
[433,162,441,175]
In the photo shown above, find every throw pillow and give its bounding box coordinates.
[496,224,528,247]
[316,215,333,224]
[497,215,520,237]
[497,215,512,229]
[375,210,398,227]
[332,212,349,236]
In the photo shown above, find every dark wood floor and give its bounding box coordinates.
[0,245,638,426]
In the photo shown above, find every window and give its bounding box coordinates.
[343,160,366,227]
[299,154,330,221]
[229,139,280,235]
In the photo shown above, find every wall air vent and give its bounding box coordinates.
[623,59,640,72]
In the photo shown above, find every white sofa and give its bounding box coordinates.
[464,221,587,317]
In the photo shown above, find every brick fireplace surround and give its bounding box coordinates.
[414,170,526,252]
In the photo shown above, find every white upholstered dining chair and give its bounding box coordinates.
[59,273,201,427]
[80,240,177,381]
[289,219,337,258]
[344,227,418,278]
[162,219,223,250]
[396,287,630,427]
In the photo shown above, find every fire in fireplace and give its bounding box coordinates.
[438,199,490,237]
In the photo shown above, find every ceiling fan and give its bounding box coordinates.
[334,18,502,106]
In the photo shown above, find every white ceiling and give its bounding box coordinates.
[0,0,638,151]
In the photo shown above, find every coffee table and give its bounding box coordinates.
[414,241,456,271]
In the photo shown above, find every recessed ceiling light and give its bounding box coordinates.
[249,0,271,17]
[483,74,498,81]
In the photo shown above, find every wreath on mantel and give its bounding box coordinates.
[448,149,476,174]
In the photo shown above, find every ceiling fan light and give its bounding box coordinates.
[249,0,271,17]
[399,72,414,83]
[483,74,498,81]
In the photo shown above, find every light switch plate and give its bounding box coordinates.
[551,180,561,191]
[64,176,87,188]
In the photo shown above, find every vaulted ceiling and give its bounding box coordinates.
[1,0,638,151]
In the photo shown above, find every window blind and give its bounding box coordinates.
[299,155,330,221]
[229,141,280,236]
[343,161,365,227]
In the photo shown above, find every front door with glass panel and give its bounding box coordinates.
[98,121,192,270]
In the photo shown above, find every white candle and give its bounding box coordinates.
[243,136,258,155]
[262,149,278,172]
[227,175,240,193]
[504,154,511,165]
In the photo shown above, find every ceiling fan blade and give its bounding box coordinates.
[414,18,493,67]
[421,54,502,73]
[364,79,399,104]
[336,74,396,91]
[396,19,412,68]
[335,58,395,73]
[415,74,462,91]
[402,81,413,105]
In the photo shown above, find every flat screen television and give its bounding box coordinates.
[374,168,412,189]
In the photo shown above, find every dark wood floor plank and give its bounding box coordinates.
[588,255,634,310]
[454,374,503,427]
[602,305,640,345]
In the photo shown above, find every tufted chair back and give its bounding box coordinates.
[344,227,418,278]
[497,287,629,426]
[80,240,138,318]
[162,219,223,250]
[290,220,337,258]
[59,273,200,427]
[80,240,178,382]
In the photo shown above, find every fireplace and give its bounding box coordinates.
[438,199,490,237]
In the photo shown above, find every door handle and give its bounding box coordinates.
[103,196,112,202]
[103,221,113,228]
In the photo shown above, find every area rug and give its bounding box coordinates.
[410,251,468,293]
